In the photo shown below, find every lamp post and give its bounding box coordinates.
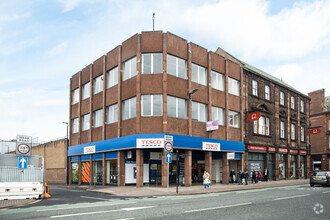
[188,88,199,99]
[62,122,69,184]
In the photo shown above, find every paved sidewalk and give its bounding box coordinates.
[0,179,309,209]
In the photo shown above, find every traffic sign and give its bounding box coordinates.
[16,134,32,156]
[166,153,172,163]
[17,143,31,155]
[164,142,173,152]
[18,157,28,169]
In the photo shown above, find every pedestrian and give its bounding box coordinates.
[251,170,257,184]
[258,170,262,182]
[244,170,249,185]
[229,169,236,183]
[264,168,269,181]
[238,170,244,185]
[203,170,210,189]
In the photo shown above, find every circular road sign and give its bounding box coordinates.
[164,142,173,152]
[17,143,31,155]
[310,128,321,135]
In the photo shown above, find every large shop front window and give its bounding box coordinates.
[167,54,186,79]
[279,154,286,178]
[192,63,206,86]
[300,156,305,177]
[229,110,240,128]
[93,161,103,184]
[142,95,162,116]
[192,101,207,122]
[82,161,90,184]
[123,57,137,81]
[122,97,136,120]
[290,155,296,178]
[107,160,118,184]
[253,116,270,135]
[167,96,186,119]
[71,162,79,183]
[212,106,225,126]
[211,70,224,91]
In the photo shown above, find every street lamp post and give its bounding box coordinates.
[62,122,69,184]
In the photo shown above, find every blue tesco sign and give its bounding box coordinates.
[18,157,28,169]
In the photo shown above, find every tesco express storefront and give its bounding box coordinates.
[68,133,245,186]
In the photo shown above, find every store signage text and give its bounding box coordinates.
[202,142,220,151]
[290,150,298,154]
[269,147,276,152]
[84,145,95,154]
[300,150,307,155]
[279,148,288,153]
[137,138,164,149]
[227,152,235,159]
[248,145,267,151]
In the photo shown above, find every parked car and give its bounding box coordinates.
[310,171,330,187]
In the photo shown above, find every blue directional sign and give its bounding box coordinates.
[166,153,172,163]
[18,157,28,169]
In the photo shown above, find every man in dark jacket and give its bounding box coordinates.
[244,170,249,185]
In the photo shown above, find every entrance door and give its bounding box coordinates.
[149,160,161,185]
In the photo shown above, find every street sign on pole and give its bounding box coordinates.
[18,157,28,169]
[16,134,32,156]
[166,153,172,163]
[164,142,173,153]
[164,135,173,152]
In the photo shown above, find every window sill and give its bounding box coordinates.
[253,133,272,138]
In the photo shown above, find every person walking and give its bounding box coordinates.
[258,170,262,182]
[264,168,269,181]
[244,170,249,185]
[203,170,210,189]
[229,169,236,183]
[238,170,244,185]
[251,170,257,184]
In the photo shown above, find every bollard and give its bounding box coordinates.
[43,182,51,199]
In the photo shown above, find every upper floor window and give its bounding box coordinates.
[72,88,79,104]
[81,114,90,131]
[229,110,240,128]
[300,126,305,142]
[93,109,103,128]
[142,53,162,74]
[265,85,270,101]
[192,63,206,86]
[122,97,136,120]
[122,56,137,81]
[300,100,304,113]
[211,70,224,91]
[141,95,162,116]
[107,67,118,88]
[280,121,285,139]
[253,116,270,135]
[82,82,90,100]
[280,91,285,106]
[211,106,225,126]
[328,119,330,131]
[252,80,258,96]
[93,75,103,95]
[228,77,240,96]
[291,96,295,109]
[72,118,79,134]
[167,54,186,79]
[329,137,330,149]
[167,95,186,119]
[192,101,207,122]
[106,103,118,124]
[291,123,295,140]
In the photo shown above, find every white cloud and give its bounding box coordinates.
[48,41,68,56]
[0,13,30,22]
[56,0,102,12]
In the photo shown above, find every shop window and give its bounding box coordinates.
[72,118,79,134]
[122,97,136,120]
[81,114,90,131]
[291,96,295,109]
[280,91,285,106]
[192,63,206,86]
[291,123,296,140]
[72,88,79,104]
[300,126,305,142]
[192,101,207,122]
[82,82,90,100]
[211,106,225,126]
[82,162,90,183]
[106,103,118,124]
[300,100,304,113]
[93,161,103,184]
[300,156,305,177]
[280,121,285,139]
[290,155,296,178]
[228,77,240,96]
[167,54,186,79]
[107,67,118,88]
[71,162,79,183]
[142,53,162,74]
[328,137,330,149]
[279,154,286,178]
[253,116,270,135]
[211,70,224,91]
[93,109,103,128]
[328,119,330,131]
[167,95,186,119]
[141,94,162,116]
[229,110,240,128]
[93,75,103,95]
[107,160,118,184]
[252,80,258,96]
[265,85,270,101]
[122,56,137,81]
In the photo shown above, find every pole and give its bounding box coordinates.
[167,162,169,193]
[176,150,179,193]
[153,13,155,31]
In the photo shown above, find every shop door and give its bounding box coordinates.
[268,160,274,180]
[149,160,161,185]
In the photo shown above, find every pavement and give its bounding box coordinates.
[0,179,309,209]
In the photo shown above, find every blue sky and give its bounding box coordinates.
[0,0,329,142]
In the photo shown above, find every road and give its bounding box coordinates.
[0,185,329,220]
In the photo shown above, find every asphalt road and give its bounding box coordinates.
[0,185,329,220]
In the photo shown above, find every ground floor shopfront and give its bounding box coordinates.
[68,133,245,187]
[245,145,310,181]
[311,153,330,171]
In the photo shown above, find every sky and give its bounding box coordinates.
[0,0,329,143]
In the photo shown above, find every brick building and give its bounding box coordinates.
[309,89,330,171]
[68,31,310,187]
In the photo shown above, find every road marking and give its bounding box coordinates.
[80,195,111,201]
[184,202,252,213]
[118,218,134,220]
[38,202,136,212]
[322,191,330,194]
[50,206,154,218]
[274,194,310,201]
[236,188,269,193]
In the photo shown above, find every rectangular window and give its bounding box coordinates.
[291,123,295,140]
[107,67,118,88]
[82,114,90,131]
[122,97,136,120]
[291,96,295,109]
[300,100,304,113]
[211,70,224,91]
[265,85,270,101]
[72,118,79,133]
[167,54,187,79]
[300,126,305,142]
[167,96,186,119]
[141,95,162,116]
[192,101,207,122]
[252,80,258,96]
[192,63,206,86]
[228,77,240,96]
[229,110,240,128]
[253,116,270,135]
[82,82,90,100]
[142,53,163,74]
[329,119,330,131]
[93,75,103,95]
[211,106,225,126]
[72,88,79,104]
[122,57,137,81]
[280,121,285,139]
[106,103,118,124]
[280,91,285,106]
[329,137,330,149]
[93,109,103,128]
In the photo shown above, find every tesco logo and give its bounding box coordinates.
[84,145,95,154]
[141,140,162,145]
[137,138,164,149]
[202,142,220,151]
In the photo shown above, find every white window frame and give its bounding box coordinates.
[93,75,103,95]
[252,80,258,96]
[211,70,224,91]
[265,85,270,101]
[280,121,285,139]
[72,118,79,134]
[300,126,305,142]
[167,96,187,119]
[211,106,225,126]
[253,116,270,135]
[122,56,137,81]
[300,100,304,113]
[93,109,103,128]
[280,91,285,106]
[228,110,240,128]
[228,77,240,96]
[291,96,295,109]
[167,54,187,79]
[328,119,330,131]
[82,114,90,131]
[329,137,330,149]
[106,103,118,124]
[122,97,136,120]
[192,101,207,122]
[142,53,163,74]
[192,63,207,86]
[82,82,90,100]
[107,67,118,88]
[72,88,79,104]
[141,94,163,116]
[291,123,295,140]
